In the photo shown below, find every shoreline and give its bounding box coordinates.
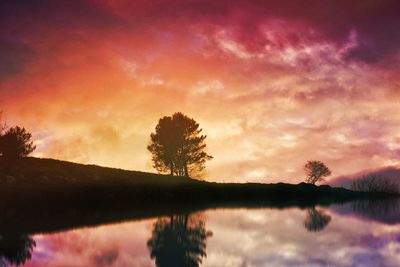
[0,157,397,235]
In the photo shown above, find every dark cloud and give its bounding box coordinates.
[1,0,399,66]
[330,166,400,188]
[0,39,34,80]
[99,0,400,63]
[0,0,123,34]
[351,251,387,266]
[0,0,125,82]
[92,249,119,267]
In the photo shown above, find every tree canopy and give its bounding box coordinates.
[304,160,331,184]
[148,112,212,177]
[0,126,36,161]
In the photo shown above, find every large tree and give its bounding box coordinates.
[0,126,36,161]
[148,112,212,177]
[304,160,331,184]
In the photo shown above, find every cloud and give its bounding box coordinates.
[203,208,400,267]
[92,249,119,267]
[1,0,400,182]
[330,166,400,188]
[95,0,400,63]
[19,206,400,267]
[28,220,154,267]
[0,39,35,81]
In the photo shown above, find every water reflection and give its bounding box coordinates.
[352,198,400,220]
[0,233,35,267]
[303,207,332,232]
[147,214,212,267]
[0,198,399,266]
[332,198,400,225]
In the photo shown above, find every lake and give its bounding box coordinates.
[2,199,400,267]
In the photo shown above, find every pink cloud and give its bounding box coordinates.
[1,0,400,182]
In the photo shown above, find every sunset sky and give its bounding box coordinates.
[1,0,400,183]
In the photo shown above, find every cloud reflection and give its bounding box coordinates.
[10,205,400,267]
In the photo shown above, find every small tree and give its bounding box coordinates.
[148,112,212,177]
[304,160,331,184]
[0,126,36,161]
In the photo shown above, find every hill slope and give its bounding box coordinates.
[0,157,393,235]
[1,157,193,186]
[0,157,369,206]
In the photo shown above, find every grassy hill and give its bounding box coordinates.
[0,157,363,202]
[0,157,391,235]
[1,157,193,187]
[0,157,377,202]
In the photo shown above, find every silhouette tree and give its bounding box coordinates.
[148,112,212,177]
[147,214,212,267]
[0,233,36,266]
[304,160,331,184]
[0,126,36,162]
[350,174,399,194]
[304,207,331,232]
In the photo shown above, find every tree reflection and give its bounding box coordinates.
[147,214,212,267]
[352,198,400,218]
[0,233,36,266]
[304,208,331,232]
[349,198,400,224]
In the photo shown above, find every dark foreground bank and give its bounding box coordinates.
[0,157,396,235]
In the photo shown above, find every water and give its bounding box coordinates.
[2,200,400,267]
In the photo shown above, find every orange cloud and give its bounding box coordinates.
[1,0,400,183]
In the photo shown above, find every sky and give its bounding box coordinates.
[1,0,400,183]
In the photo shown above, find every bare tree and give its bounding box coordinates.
[304,160,331,184]
[350,174,399,194]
